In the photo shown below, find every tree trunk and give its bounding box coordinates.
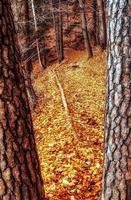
[66,0,69,29]
[11,0,37,106]
[23,0,37,106]
[97,0,107,49]
[52,0,64,63]
[101,0,130,199]
[0,0,45,199]
[95,1,100,46]
[78,0,93,58]
[31,0,45,69]
[91,0,97,46]
[58,0,64,62]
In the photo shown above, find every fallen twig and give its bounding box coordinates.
[53,70,69,114]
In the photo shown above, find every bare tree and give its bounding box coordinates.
[97,0,107,49]
[31,0,45,69]
[78,0,93,58]
[91,0,97,46]
[51,0,64,63]
[11,0,37,106]
[23,0,38,106]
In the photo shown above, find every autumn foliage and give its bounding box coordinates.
[32,49,106,200]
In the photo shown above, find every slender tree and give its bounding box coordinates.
[97,0,107,49]
[78,0,93,58]
[22,0,38,106]
[95,0,100,46]
[66,0,69,29]
[0,0,45,199]
[91,0,97,46]
[52,0,64,63]
[11,0,37,107]
[58,0,64,62]
[101,0,130,199]
[31,0,45,69]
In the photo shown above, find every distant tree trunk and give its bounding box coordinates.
[78,0,93,58]
[42,37,47,67]
[11,0,37,107]
[24,0,37,107]
[0,0,45,199]
[52,0,64,63]
[51,0,59,58]
[97,0,107,49]
[101,0,130,199]
[58,0,64,62]
[66,0,69,29]
[95,2,100,46]
[91,0,97,46]
[11,0,19,30]
[31,0,45,69]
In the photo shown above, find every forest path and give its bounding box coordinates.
[32,49,106,200]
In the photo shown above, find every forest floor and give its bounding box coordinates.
[32,49,106,200]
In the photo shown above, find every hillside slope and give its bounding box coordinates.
[32,49,106,200]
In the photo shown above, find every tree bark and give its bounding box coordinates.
[101,0,131,199]
[52,0,64,63]
[91,0,97,46]
[0,0,45,199]
[66,0,69,29]
[97,0,107,49]
[78,0,93,58]
[95,1,100,46]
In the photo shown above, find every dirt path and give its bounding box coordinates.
[32,50,106,200]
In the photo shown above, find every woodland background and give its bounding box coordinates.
[1,0,130,198]
[10,0,106,199]
[2,0,130,200]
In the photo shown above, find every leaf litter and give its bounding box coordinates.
[32,49,106,200]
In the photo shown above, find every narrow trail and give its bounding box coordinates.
[32,50,106,200]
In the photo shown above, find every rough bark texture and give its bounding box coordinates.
[101,0,131,199]
[0,0,45,199]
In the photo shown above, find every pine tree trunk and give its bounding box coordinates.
[0,0,45,199]
[78,0,93,58]
[101,0,131,199]
[97,0,107,49]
